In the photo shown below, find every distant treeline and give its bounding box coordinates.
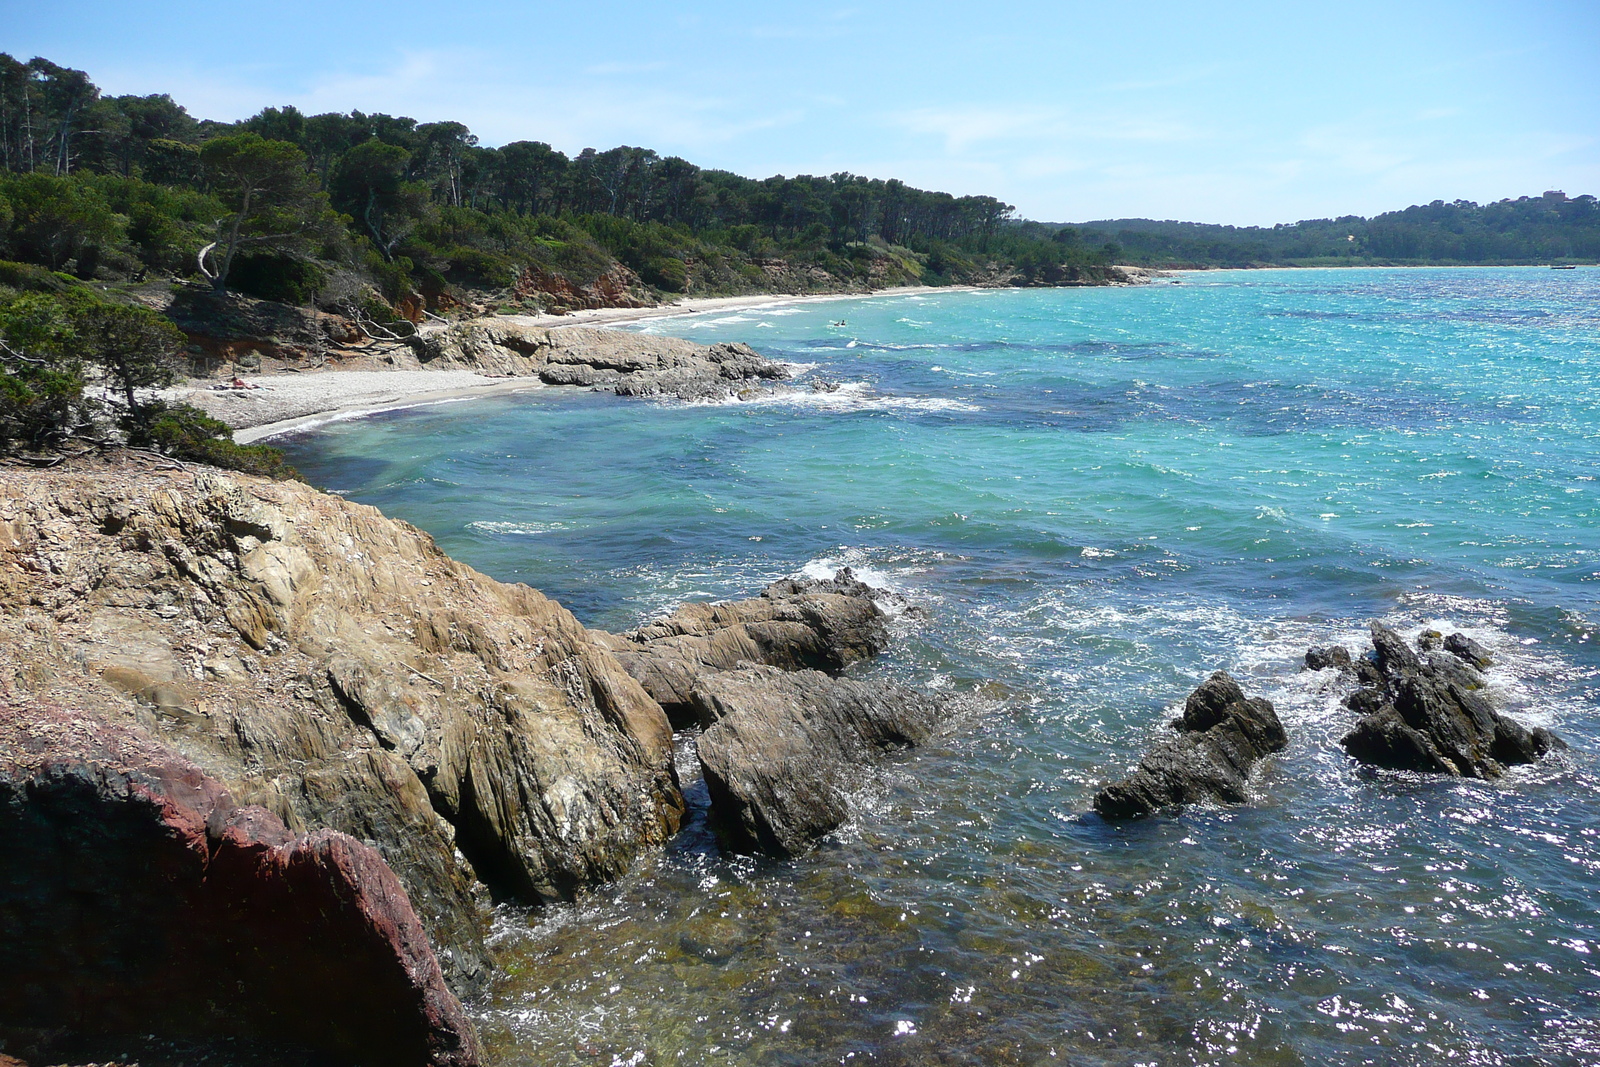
[1034,194,1599,267]
[0,54,1114,311]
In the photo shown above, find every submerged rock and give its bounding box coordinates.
[601,569,890,724]
[0,701,479,1067]
[1337,622,1561,778]
[691,666,947,857]
[1093,671,1288,820]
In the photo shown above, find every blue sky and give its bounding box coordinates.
[7,0,1597,224]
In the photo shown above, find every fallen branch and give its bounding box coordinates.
[404,664,445,688]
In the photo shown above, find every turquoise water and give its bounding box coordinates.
[280,268,1600,1066]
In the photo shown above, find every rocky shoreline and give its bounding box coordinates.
[175,322,797,440]
[0,460,951,1066]
[0,447,1573,1064]
[1,316,1572,1066]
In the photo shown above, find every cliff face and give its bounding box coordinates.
[0,462,683,997]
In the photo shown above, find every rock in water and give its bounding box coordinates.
[0,701,480,1067]
[601,569,889,724]
[1093,671,1288,820]
[1338,622,1562,777]
[1303,645,1352,671]
[1443,631,1493,668]
[691,666,946,857]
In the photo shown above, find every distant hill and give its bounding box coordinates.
[1022,192,1599,267]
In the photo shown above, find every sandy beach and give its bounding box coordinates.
[175,285,970,443]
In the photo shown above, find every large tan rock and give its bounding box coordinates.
[0,464,683,996]
[405,322,787,398]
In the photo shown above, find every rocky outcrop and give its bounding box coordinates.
[0,700,478,1067]
[1336,622,1562,777]
[1093,671,1288,820]
[599,569,890,724]
[405,322,789,400]
[513,264,656,312]
[597,569,943,857]
[0,464,684,1000]
[690,666,947,857]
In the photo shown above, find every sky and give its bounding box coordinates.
[5,0,1598,225]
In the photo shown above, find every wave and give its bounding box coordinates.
[466,519,574,536]
[680,381,981,414]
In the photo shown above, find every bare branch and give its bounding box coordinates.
[197,240,219,281]
[0,336,54,367]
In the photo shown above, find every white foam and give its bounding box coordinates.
[679,381,980,415]
[466,520,573,536]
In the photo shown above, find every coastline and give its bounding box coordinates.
[188,284,981,443]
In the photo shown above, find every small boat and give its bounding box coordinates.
[1550,264,1576,270]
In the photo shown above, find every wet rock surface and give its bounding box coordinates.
[1093,671,1288,820]
[0,464,684,1000]
[691,666,948,857]
[0,701,479,1067]
[600,569,890,724]
[406,322,789,400]
[1337,622,1563,778]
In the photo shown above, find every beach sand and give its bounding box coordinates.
[174,286,968,443]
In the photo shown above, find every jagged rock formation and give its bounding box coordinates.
[1093,671,1288,819]
[598,569,890,725]
[0,461,963,1052]
[405,322,789,399]
[0,701,479,1067]
[0,463,684,1006]
[1336,622,1562,777]
[597,569,945,857]
[690,666,947,857]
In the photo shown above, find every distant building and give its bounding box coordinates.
[1543,190,1568,201]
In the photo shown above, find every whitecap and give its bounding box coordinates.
[466,520,572,536]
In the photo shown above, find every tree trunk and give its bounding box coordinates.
[213,184,254,294]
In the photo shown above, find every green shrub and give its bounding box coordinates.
[0,260,74,293]
[640,256,687,292]
[130,401,300,479]
[0,290,99,451]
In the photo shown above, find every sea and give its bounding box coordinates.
[278,267,1600,1067]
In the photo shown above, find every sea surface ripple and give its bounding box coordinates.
[280,268,1600,1066]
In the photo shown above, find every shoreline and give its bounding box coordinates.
[193,285,982,443]
[489,283,981,330]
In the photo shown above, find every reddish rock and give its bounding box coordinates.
[514,264,655,311]
[0,700,481,1067]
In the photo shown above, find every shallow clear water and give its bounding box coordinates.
[280,268,1600,1066]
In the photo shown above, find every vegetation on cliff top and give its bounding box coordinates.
[0,53,1117,319]
[1036,193,1600,268]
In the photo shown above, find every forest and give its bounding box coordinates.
[0,53,1120,316]
[1052,193,1599,268]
